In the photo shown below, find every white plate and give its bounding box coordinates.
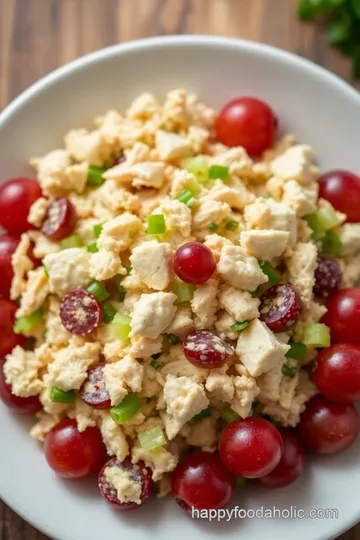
[1,36,360,540]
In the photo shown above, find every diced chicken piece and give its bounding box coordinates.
[64,128,115,167]
[17,267,49,317]
[162,375,209,439]
[205,369,234,403]
[68,398,99,432]
[159,357,208,385]
[30,411,61,442]
[156,130,193,161]
[215,311,238,340]
[340,254,360,288]
[218,287,260,322]
[192,199,232,239]
[191,279,218,329]
[282,179,318,217]
[165,306,194,338]
[297,218,313,242]
[45,297,71,347]
[185,416,217,451]
[236,319,290,377]
[203,234,232,262]
[89,249,125,281]
[339,223,360,257]
[244,199,297,246]
[142,360,163,398]
[257,361,284,404]
[43,248,90,297]
[31,150,88,196]
[263,134,296,163]
[231,370,259,418]
[103,340,130,364]
[293,300,328,343]
[187,126,210,154]
[10,233,34,299]
[130,241,173,291]
[46,341,100,391]
[4,346,44,397]
[217,245,268,292]
[99,412,129,462]
[94,179,140,216]
[270,145,314,185]
[169,168,196,198]
[121,271,151,294]
[162,89,192,129]
[103,356,144,406]
[104,161,165,190]
[209,147,253,176]
[286,242,317,308]
[204,179,255,211]
[155,198,192,237]
[126,93,161,120]
[28,231,60,259]
[97,213,142,253]
[129,335,163,358]
[131,292,177,339]
[27,197,49,227]
[132,445,178,482]
[240,230,290,261]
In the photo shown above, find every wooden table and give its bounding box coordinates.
[0,0,359,538]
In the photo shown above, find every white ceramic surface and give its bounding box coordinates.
[1,36,360,540]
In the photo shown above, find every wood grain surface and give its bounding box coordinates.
[0,0,359,538]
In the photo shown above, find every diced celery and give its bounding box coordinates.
[322,230,343,256]
[110,313,132,343]
[303,323,331,348]
[43,265,49,278]
[138,426,167,451]
[281,363,297,378]
[93,222,105,238]
[102,302,117,324]
[51,387,76,404]
[172,281,195,303]
[87,166,106,186]
[150,358,163,371]
[166,333,180,345]
[259,261,281,285]
[110,393,143,424]
[208,223,219,233]
[14,309,44,334]
[231,320,249,333]
[305,207,340,234]
[148,214,166,235]
[285,340,307,360]
[209,165,229,182]
[236,476,247,488]
[60,235,84,249]
[86,281,110,302]
[224,220,239,232]
[175,189,196,206]
[87,241,99,253]
[186,156,209,183]
[220,406,240,424]
[188,408,212,426]
[185,176,201,196]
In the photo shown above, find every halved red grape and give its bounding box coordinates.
[98,457,153,511]
[0,299,25,358]
[80,364,111,409]
[259,284,302,333]
[0,178,42,235]
[0,365,41,414]
[299,395,359,454]
[171,451,235,511]
[314,255,341,299]
[41,198,77,240]
[174,242,216,285]
[183,330,233,368]
[322,288,360,344]
[318,170,360,223]
[44,419,106,478]
[60,290,103,336]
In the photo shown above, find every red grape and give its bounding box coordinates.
[0,235,20,297]
[318,170,360,223]
[41,198,77,240]
[299,395,359,454]
[80,364,111,409]
[219,417,283,478]
[60,290,103,336]
[0,298,25,358]
[322,288,360,344]
[0,365,41,414]
[183,330,233,368]
[174,242,216,285]
[44,419,106,478]
[171,451,235,511]
[216,97,277,155]
[0,178,42,235]
[314,255,342,299]
[259,284,302,333]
